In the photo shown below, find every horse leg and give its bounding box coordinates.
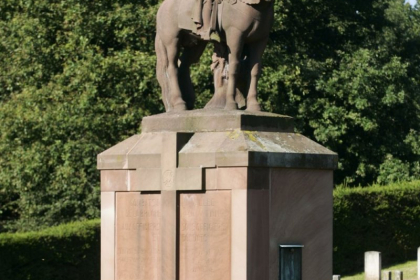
[179,41,208,110]
[246,38,268,112]
[165,38,187,111]
[155,33,171,111]
[225,29,244,110]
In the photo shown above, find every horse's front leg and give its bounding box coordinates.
[225,30,244,110]
[166,38,187,111]
[246,38,268,112]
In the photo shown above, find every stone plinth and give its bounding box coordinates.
[418,247,420,280]
[365,251,381,280]
[98,110,337,280]
[395,270,403,280]
[383,271,391,280]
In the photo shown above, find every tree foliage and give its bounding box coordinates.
[0,0,164,232]
[261,0,420,185]
[0,0,419,231]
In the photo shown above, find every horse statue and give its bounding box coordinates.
[155,0,274,112]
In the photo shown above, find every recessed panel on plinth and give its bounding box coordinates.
[115,192,161,280]
[179,191,231,280]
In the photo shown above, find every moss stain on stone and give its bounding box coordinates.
[244,131,266,150]
[227,130,241,140]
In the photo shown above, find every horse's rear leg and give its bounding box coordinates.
[179,41,208,110]
[225,29,244,110]
[246,38,268,112]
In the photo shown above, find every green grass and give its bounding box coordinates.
[342,260,418,280]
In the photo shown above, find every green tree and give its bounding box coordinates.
[261,0,420,185]
[0,0,419,232]
[0,0,165,231]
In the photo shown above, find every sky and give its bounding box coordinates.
[407,0,417,5]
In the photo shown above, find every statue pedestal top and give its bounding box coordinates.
[98,110,337,172]
[141,109,294,133]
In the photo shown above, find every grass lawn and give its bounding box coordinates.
[342,260,418,280]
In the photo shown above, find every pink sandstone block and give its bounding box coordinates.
[101,170,130,191]
[115,192,161,280]
[179,191,231,280]
[101,192,115,280]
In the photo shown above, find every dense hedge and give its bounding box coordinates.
[333,180,420,275]
[0,219,100,280]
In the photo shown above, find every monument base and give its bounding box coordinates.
[98,110,337,280]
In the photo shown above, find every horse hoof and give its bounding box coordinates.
[246,103,261,112]
[173,103,187,111]
[224,102,237,110]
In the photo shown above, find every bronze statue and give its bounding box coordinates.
[155,0,274,112]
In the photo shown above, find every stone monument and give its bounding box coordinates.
[100,0,337,278]
[418,247,420,280]
[365,251,382,280]
[98,110,337,280]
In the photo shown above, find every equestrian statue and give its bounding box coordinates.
[155,0,274,112]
